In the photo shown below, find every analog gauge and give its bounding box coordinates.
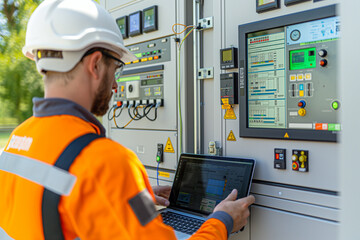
[290,29,301,41]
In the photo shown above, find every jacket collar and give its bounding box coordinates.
[33,97,106,136]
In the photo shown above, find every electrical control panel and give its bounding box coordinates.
[239,5,340,141]
[115,70,164,104]
[124,37,171,66]
[220,73,238,105]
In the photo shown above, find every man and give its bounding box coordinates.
[0,0,255,239]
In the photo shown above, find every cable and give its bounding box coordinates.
[156,161,160,186]
[174,24,196,154]
[172,23,195,35]
[128,105,143,121]
[113,107,134,129]
[107,106,116,120]
[115,107,123,118]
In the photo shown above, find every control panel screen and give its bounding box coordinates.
[258,0,276,6]
[289,48,316,70]
[222,49,233,62]
[116,16,128,38]
[239,5,340,141]
[144,8,155,29]
[129,11,142,36]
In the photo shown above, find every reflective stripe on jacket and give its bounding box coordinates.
[0,98,229,240]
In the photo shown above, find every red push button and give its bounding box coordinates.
[320,59,327,67]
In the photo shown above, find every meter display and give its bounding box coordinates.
[239,5,340,141]
[143,5,158,33]
[116,16,128,39]
[289,48,316,70]
[256,0,279,13]
[220,47,238,69]
[129,11,142,37]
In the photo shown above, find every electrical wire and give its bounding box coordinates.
[128,105,143,120]
[172,23,195,35]
[113,107,134,129]
[107,106,116,120]
[156,161,160,186]
[174,24,196,154]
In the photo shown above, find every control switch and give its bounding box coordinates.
[274,148,286,169]
[292,150,309,172]
[156,144,164,163]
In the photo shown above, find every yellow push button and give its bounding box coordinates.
[133,59,139,64]
[141,58,148,62]
[125,62,131,65]
[148,57,153,61]
[299,90,304,97]
[298,108,306,117]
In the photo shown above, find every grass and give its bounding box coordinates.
[0,130,12,150]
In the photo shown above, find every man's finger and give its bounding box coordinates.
[224,189,238,201]
[155,195,170,206]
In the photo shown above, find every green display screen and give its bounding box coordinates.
[117,76,140,82]
[144,8,155,28]
[116,17,126,35]
[222,49,232,62]
[289,47,316,70]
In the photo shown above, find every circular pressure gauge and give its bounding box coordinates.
[290,29,301,41]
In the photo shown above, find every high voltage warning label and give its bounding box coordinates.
[227,130,236,141]
[164,137,175,153]
[224,108,236,119]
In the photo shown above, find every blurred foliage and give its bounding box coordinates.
[0,0,43,124]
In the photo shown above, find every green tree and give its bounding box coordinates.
[0,0,43,124]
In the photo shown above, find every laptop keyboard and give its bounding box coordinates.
[161,211,205,235]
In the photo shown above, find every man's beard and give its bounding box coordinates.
[91,71,113,116]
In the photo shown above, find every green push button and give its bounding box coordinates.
[332,101,340,110]
[156,156,160,162]
[328,124,335,131]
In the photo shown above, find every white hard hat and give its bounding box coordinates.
[22,0,137,74]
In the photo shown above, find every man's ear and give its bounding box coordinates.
[84,51,103,81]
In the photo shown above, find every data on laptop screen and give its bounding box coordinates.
[170,154,255,215]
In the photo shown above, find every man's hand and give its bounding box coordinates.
[214,189,255,232]
[152,185,172,206]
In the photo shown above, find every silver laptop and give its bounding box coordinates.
[160,153,256,240]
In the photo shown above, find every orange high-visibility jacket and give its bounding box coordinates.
[0,98,232,240]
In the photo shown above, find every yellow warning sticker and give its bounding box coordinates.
[164,137,175,153]
[158,171,170,178]
[227,130,236,141]
[221,98,229,104]
[284,133,289,138]
[224,108,236,119]
[221,98,231,110]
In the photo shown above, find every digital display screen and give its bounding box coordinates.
[292,52,304,63]
[171,156,254,215]
[289,48,316,70]
[258,0,276,6]
[116,17,126,36]
[129,12,140,33]
[141,79,163,86]
[247,27,286,129]
[144,8,155,28]
[222,50,232,62]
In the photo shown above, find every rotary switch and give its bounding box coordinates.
[318,49,327,57]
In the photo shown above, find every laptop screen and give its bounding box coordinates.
[169,154,255,215]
